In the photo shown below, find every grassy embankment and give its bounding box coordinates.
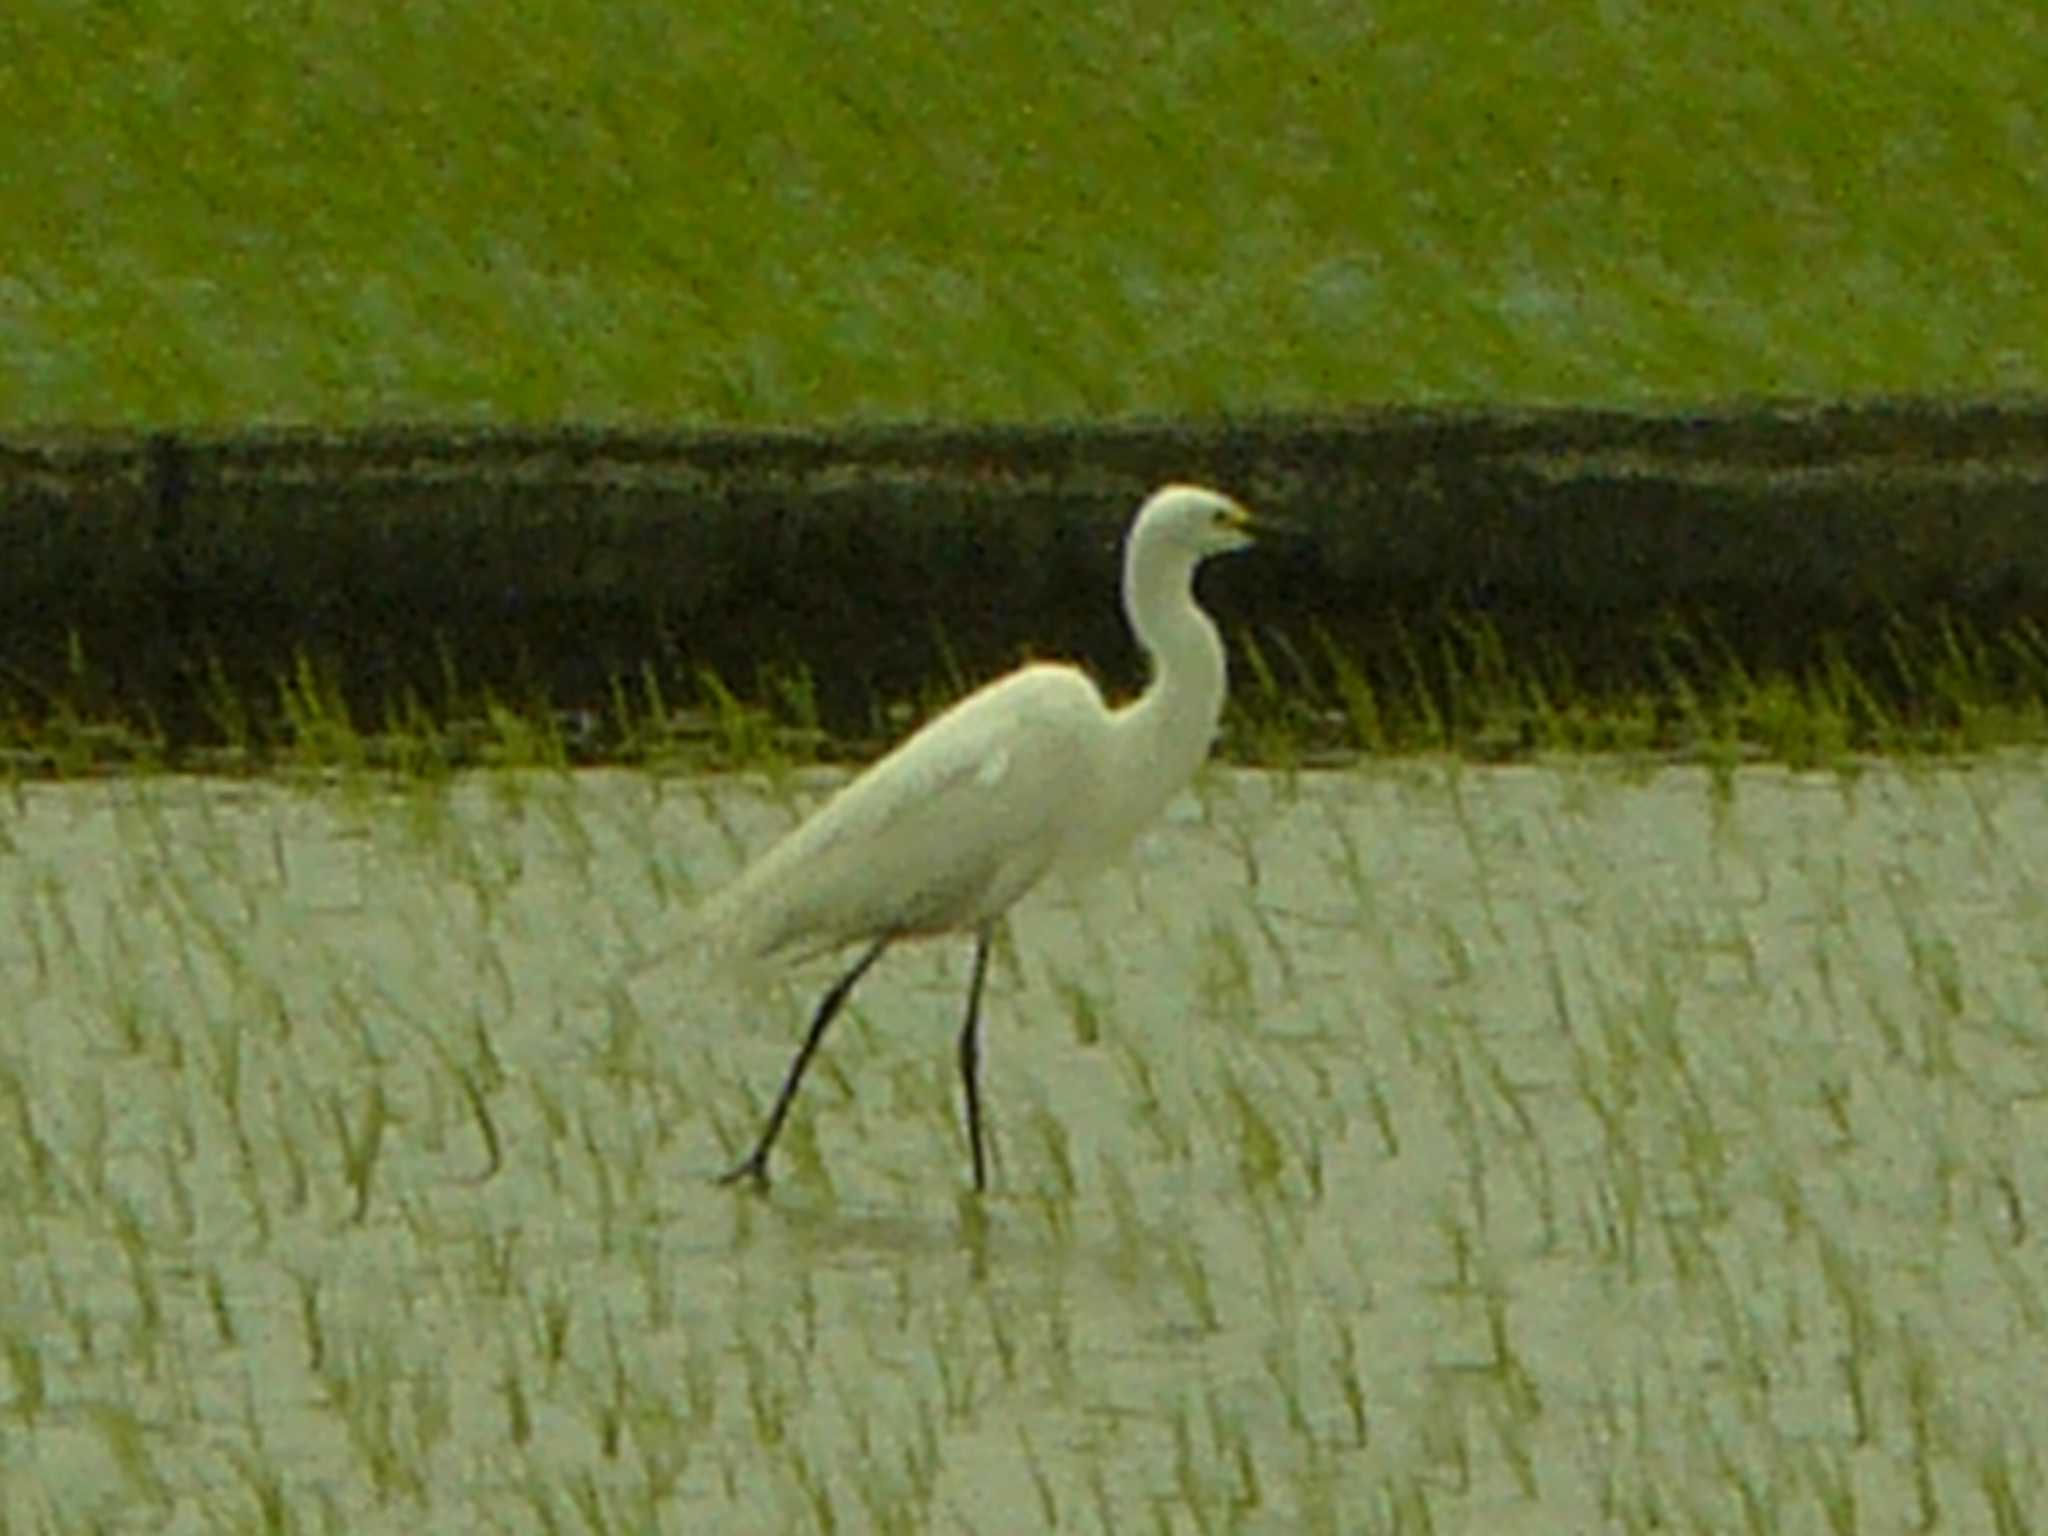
[7,3,2038,425]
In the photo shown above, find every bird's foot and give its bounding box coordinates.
[716,1151,772,1190]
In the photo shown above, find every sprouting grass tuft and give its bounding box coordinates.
[1,1323,46,1427]
[278,652,366,777]
[694,665,787,774]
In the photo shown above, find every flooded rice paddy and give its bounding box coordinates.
[2,758,2045,1532]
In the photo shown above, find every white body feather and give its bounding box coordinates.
[693,484,1250,968]
[700,666,1114,959]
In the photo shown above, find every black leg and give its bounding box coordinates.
[958,925,995,1192]
[720,935,891,1188]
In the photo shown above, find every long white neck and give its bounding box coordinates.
[1104,525,1227,836]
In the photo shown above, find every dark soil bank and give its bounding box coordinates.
[4,401,2045,758]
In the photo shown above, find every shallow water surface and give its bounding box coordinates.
[2,760,2044,1531]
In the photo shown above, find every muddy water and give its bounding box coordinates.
[2,760,2043,1531]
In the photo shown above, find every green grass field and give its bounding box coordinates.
[6,0,2042,427]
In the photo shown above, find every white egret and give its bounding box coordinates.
[709,483,1266,1191]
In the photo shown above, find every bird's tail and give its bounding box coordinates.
[583,872,782,1007]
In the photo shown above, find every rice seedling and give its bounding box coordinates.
[2,750,2046,1525]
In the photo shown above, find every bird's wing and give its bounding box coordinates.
[700,664,1111,961]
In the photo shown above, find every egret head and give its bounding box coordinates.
[1132,484,1258,560]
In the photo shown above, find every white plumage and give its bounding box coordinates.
[709,483,1265,1192]
[700,665,1112,961]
